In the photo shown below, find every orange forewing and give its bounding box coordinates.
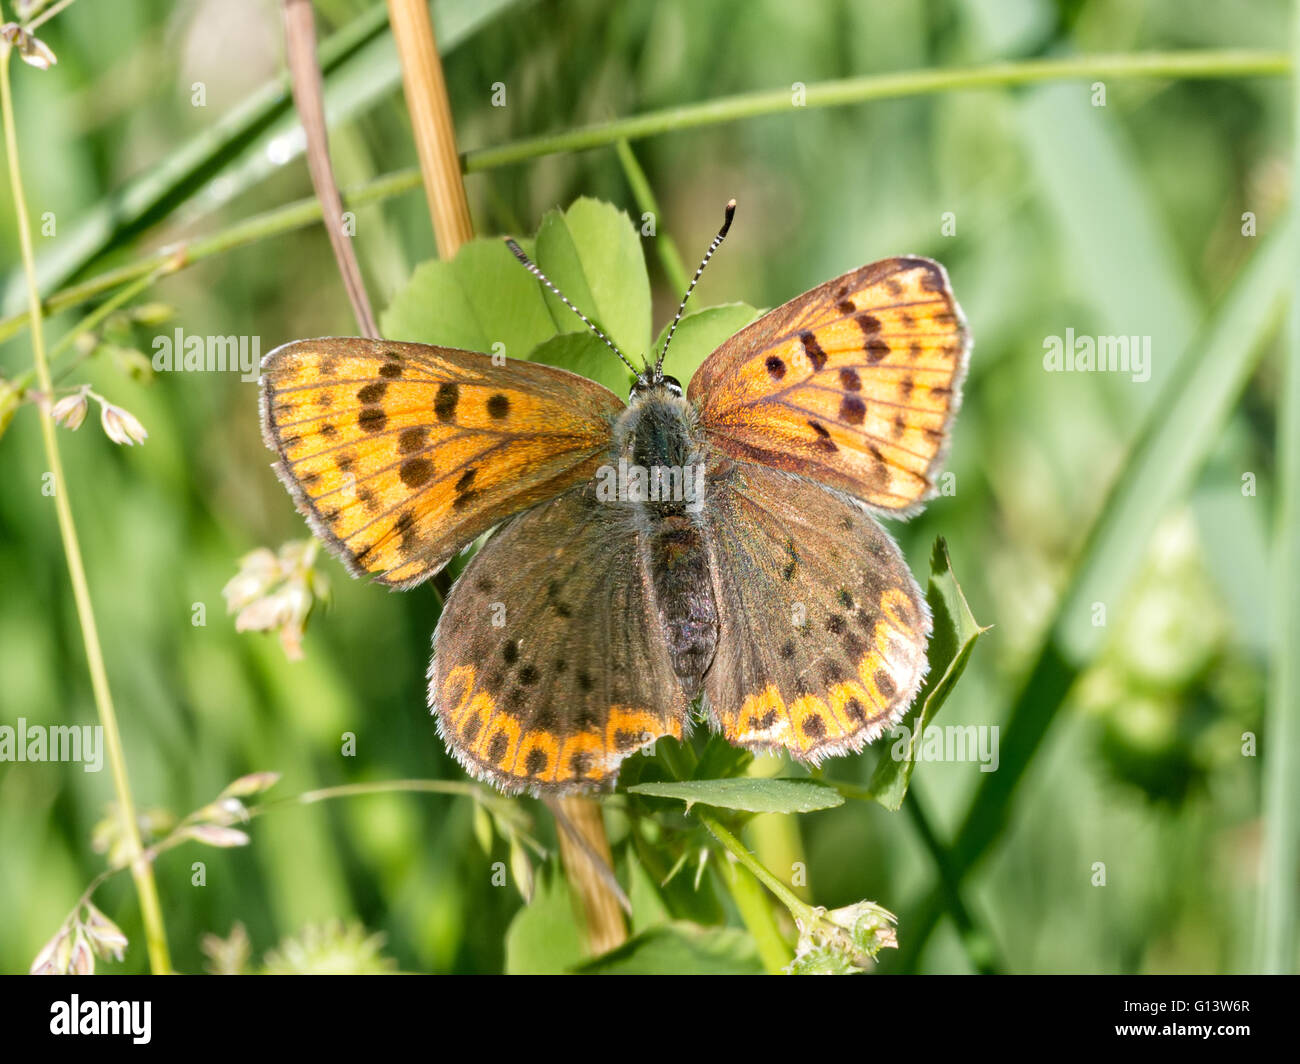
[260,338,623,588]
[689,257,970,514]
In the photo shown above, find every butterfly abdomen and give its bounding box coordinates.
[645,516,717,697]
[613,390,718,697]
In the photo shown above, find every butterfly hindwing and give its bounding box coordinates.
[260,338,623,588]
[688,257,970,514]
[429,482,689,794]
[702,459,931,762]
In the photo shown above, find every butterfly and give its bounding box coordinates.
[259,201,970,795]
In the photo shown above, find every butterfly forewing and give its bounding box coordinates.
[260,338,623,588]
[688,257,969,513]
[702,461,931,761]
[429,482,689,794]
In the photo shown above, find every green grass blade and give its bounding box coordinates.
[899,219,1291,969]
[464,50,1289,173]
[198,0,519,223]
[1254,9,1300,973]
[0,2,390,314]
[0,0,517,315]
[867,538,987,810]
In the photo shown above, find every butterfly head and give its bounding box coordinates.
[629,373,683,402]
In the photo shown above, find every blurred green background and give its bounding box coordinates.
[0,0,1290,974]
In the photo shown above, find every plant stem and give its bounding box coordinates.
[2,0,392,306]
[0,171,419,346]
[9,265,170,396]
[716,847,791,974]
[696,810,815,925]
[833,777,1001,972]
[743,755,813,907]
[2,48,1288,347]
[546,795,631,952]
[615,139,690,295]
[1255,2,1300,975]
[832,775,1003,967]
[0,45,171,974]
[387,0,474,255]
[901,789,1001,974]
[24,0,77,32]
[286,778,483,804]
[385,0,627,955]
[465,50,1289,171]
[48,267,167,366]
[282,0,378,337]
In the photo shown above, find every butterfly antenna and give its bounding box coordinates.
[503,238,641,378]
[654,198,736,379]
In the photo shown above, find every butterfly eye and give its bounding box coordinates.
[629,375,683,401]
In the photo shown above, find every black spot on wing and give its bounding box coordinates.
[799,331,827,371]
[434,382,459,422]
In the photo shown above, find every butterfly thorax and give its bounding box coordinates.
[609,389,719,697]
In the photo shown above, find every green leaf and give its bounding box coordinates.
[867,537,986,810]
[571,922,763,975]
[524,331,633,399]
[380,237,556,358]
[690,733,754,781]
[623,848,673,934]
[653,302,759,387]
[379,199,659,400]
[628,778,843,814]
[535,198,652,361]
[629,830,728,926]
[503,868,584,975]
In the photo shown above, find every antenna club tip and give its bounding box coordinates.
[726,198,737,210]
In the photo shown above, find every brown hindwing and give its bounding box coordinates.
[702,460,930,762]
[429,483,689,794]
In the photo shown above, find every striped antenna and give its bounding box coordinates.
[503,238,642,378]
[653,199,736,379]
